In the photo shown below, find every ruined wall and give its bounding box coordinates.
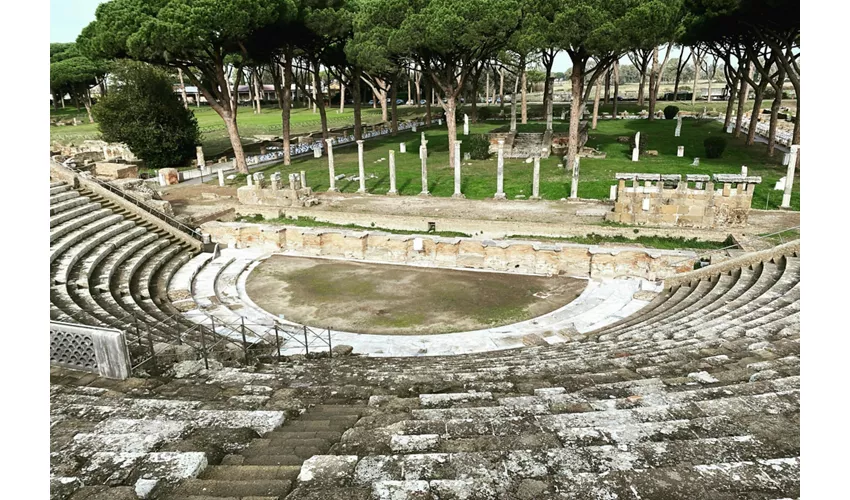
[606,173,762,228]
[201,221,696,280]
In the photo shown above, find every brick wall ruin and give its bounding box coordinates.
[236,171,319,208]
[200,221,697,281]
[606,173,762,228]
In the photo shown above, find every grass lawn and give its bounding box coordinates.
[224,117,798,211]
[50,104,425,156]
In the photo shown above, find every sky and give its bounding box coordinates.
[51,0,103,43]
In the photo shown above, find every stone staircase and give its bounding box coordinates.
[165,404,365,499]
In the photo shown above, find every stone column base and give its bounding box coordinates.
[386,190,399,196]
[357,188,367,194]
[529,196,541,201]
[452,193,466,199]
[419,191,431,197]
[327,187,340,192]
[494,193,507,200]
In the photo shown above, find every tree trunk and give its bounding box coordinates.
[591,77,601,129]
[223,112,248,174]
[542,54,554,126]
[178,68,188,109]
[485,71,490,107]
[691,50,702,106]
[407,77,411,105]
[735,59,751,138]
[245,69,254,111]
[470,71,480,121]
[390,84,398,135]
[612,60,620,117]
[282,54,293,165]
[339,83,345,113]
[379,83,388,121]
[637,70,647,106]
[724,76,738,131]
[520,61,528,124]
[84,88,94,123]
[567,57,585,184]
[444,96,458,179]
[604,68,611,104]
[767,64,786,156]
[510,73,519,132]
[499,68,505,110]
[313,61,329,149]
[254,67,263,114]
[746,85,766,146]
[415,72,421,106]
[353,68,363,140]
[648,47,659,121]
[424,78,432,125]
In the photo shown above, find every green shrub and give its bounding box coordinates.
[703,136,727,158]
[476,107,492,121]
[467,134,492,160]
[93,61,199,169]
[663,105,680,120]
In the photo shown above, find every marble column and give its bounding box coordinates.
[196,146,205,168]
[419,145,430,196]
[494,139,506,199]
[570,157,580,199]
[300,170,307,189]
[781,145,799,208]
[531,156,541,200]
[217,168,225,187]
[388,150,398,195]
[326,139,339,192]
[452,140,465,198]
[357,140,366,193]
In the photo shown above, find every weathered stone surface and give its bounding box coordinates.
[298,455,359,486]
[332,344,354,356]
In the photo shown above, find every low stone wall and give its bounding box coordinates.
[665,240,799,289]
[94,162,139,180]
[201,221,697,280]
[237,186,318,207]
[606,173,762,228]
[50,321,131,379]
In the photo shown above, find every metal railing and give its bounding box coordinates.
[57,161,204,242]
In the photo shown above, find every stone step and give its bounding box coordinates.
[202,465,301,481]
[170,479,292,498]
[241,454,304,466]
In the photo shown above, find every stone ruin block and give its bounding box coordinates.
[94,162,139,180]
[712,174,763,185]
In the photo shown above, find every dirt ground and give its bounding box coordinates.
[245,256,587,335]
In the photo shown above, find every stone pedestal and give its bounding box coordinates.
[326,139,339,192]
[419,145,430,196]
[609,185,617,200]
[741,165,748,177]
[677,146,684,157]
[781,145,799,208]
[246,174,253,187]
[635,131,641,150]
[632,148,639,162]
[388,150,398,195]
[313,146,322,158]
[270,172,281,191]
[452,140,465,198]
[675,115,682,137]
[357,140,366,193]
[782,152,791,166]
[400,142,407,153]
[218,168,225,187]
[494,139,506,199]
[531,156,541,200]
[463,114,469,136]
[300,170,308,189]
[421,132,426,146]
[726,123,733,134]
[252,172,264,188]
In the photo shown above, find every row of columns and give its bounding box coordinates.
[321,136,546,201]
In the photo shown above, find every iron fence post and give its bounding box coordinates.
[240,317,250,363]
[328,326,332,358]
[303,325,309,355]
[134,314,142,347]
[199,322,209,370]
[146,324,156,371]
[274,324,281,363]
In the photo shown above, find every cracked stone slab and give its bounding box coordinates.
[298,455,359,486]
